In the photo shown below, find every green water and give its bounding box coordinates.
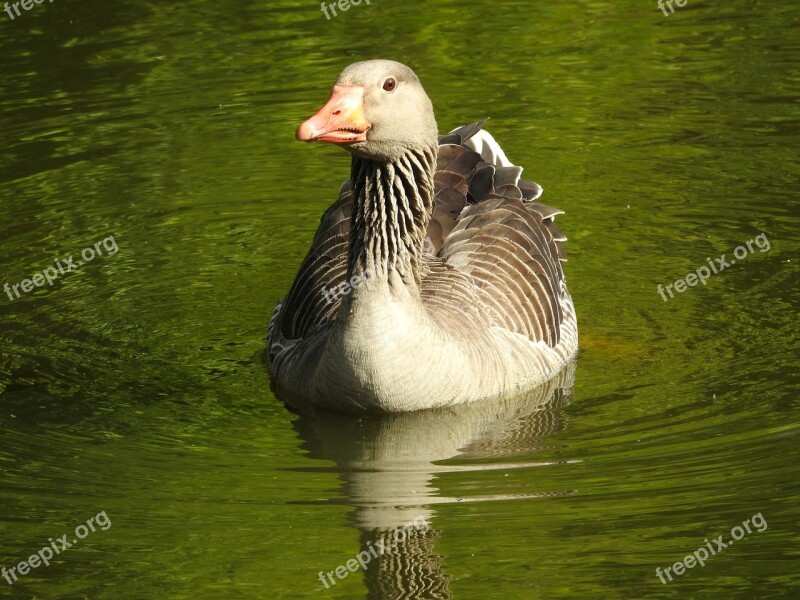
[1,0,798,598]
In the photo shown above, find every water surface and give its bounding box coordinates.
[0,0,798,598]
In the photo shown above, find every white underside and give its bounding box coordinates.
[275,274,577,412]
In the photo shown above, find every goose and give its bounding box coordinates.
[267,59,578,412]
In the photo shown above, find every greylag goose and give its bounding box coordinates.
[268,60,578,412]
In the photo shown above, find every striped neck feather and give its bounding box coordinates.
[348,145,437,283]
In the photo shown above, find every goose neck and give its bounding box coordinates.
[348,145,437,285]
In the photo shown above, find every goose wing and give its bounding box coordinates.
[422,120,571,348]
[267,183,352,359]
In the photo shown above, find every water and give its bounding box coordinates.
[1,0,798,598]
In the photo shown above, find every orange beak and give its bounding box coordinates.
[295,85,371,145]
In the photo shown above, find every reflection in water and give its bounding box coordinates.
[290,364,576,599]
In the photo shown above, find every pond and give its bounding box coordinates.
[0,0,797,598]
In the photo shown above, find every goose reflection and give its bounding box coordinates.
[288,363,576,599]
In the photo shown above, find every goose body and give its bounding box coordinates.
[268,60,578,412]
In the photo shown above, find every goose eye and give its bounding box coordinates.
[382,77,397,92]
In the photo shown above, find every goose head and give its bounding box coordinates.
[295,60,438,163]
